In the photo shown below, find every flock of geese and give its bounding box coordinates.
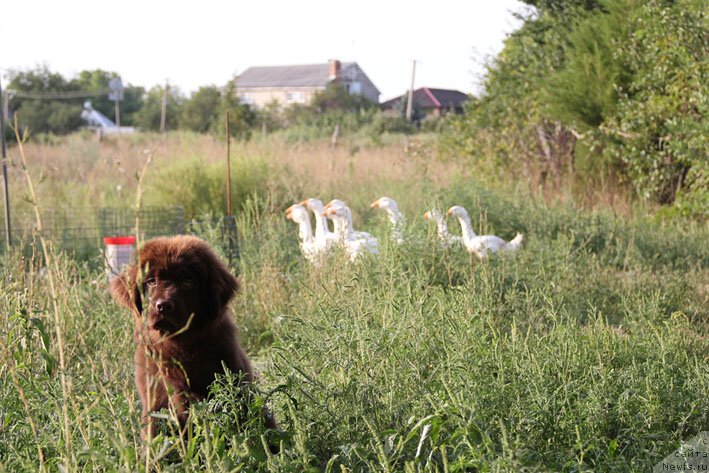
[285,197,524,264]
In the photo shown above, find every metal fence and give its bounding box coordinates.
[0,206,241,269]
[0,206,186,261]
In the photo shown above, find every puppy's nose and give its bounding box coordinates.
[155,299,174,314]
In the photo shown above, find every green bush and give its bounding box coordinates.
[450,0,708,219]
[143,154,271,219]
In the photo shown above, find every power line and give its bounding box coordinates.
[7,89,110,100]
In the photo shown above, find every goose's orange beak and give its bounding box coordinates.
[285,205,294,220]
[299,199,309,206]
[423,211,431,220]
[446,208,453,216]
[370,200,380,209]
[323,207,335,217]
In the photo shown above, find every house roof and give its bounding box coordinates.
[235,62,356,88]
[382,87,469,109]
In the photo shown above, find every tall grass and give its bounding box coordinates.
[0,132,707,471]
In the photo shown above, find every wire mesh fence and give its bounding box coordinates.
[0,206,186,262]
[0,206,241,270]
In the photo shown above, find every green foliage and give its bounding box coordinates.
[602,0,708,207]
[71,69,145,126]
[210,82,258,141]
[542,1,633,128]
[271,83,388,141]
[143,154,271,219]
[1,175,707,471]
[452,0,708,218]
[7,66,83,135]
[179,86,222,133]
[7,67,144,135]
[309,83,376,114]
[133,85,184,132]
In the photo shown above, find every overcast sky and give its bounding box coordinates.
[1,0,526,101]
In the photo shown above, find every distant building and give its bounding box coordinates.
[233,59,380,108]
[381,88,470,117]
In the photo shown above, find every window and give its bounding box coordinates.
[285,91,305,103]
[349,82,362,95]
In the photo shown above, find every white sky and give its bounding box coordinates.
[0,1,525,102]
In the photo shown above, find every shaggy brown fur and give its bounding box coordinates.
[109,235,275,436]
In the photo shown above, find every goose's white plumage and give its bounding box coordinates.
[322,199,347,240]
[323,200,379,261]
[286,204,323,265]
[371,196,405,244]
[300,197,337,252]
[423,209,462,248]
[447,205,523,259]
[323,199,372,243]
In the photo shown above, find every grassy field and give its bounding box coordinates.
[0,132,707,471]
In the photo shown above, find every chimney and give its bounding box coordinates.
[328,59,341,81]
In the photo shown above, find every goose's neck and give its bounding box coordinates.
[336,214,355,241]
[456,214,478,241]
[387,209,404,226]
[387,211,404,243]
[298,217,314,243]
[313,212,330,242]
[435,216,451,240]
[332,218,345,240]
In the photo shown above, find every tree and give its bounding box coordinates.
[71,69,144,126]
[452,0,707,215]
[133,85,184,132]
[180,86,221,133]
[309,83,376,113]
[211,81,257,140]
[6,65,83,135]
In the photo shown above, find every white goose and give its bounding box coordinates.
[299,197,337,252]
[370,196,405,244]
[285,204,324,265]
[423,209,462,248]
[323,199,372,243]
[447,205,523,259]
[323,201,379,261]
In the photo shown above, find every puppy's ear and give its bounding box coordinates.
[109,264,143,314]
[207,259,239,319]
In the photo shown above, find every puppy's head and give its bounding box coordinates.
[110,236,238,335]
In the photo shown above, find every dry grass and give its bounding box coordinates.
[5,131,640,222]
[3,132,468,227]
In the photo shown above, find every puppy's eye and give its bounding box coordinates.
[146,277,157,286]
[181,279,194,288]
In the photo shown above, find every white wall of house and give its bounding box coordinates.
[238,86,326,109]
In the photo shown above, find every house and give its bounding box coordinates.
[381,88,469,117]
[233,59,380,108]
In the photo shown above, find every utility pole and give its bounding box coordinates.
[160,81,169,133]
[225,112,232,217]
[114,96,121,129]
[0,75,11,249]
[405,60,417,122]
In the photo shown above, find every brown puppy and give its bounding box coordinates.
[109,235,275,436]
